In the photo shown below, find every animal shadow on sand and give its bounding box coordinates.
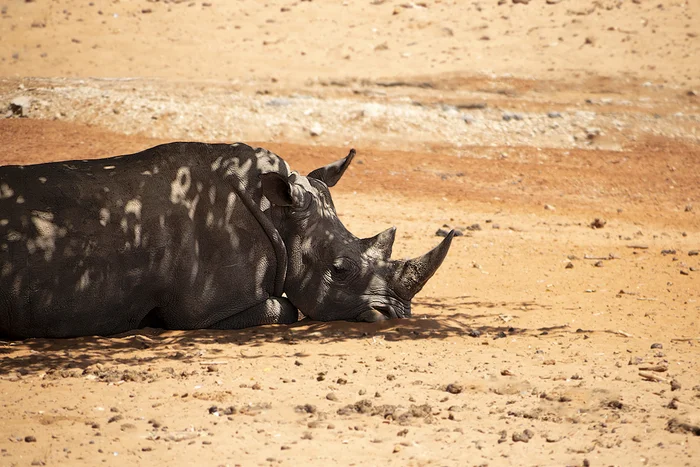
[0,296,573,375]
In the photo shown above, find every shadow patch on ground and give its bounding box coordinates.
[1,297,581,374]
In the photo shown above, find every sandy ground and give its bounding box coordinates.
[2,1,700,466]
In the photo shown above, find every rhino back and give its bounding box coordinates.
[0,142,283,337]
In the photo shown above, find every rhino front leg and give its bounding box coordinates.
[210,297,298,330]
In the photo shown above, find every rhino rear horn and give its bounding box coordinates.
[307,149,355,187]
[360,226,397,261]
[392,230,455,300]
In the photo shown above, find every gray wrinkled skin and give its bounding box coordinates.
[0,142,453,338]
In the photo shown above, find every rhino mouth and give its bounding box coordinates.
[355,298,411,322]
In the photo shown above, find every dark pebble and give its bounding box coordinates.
[468,329,482,338]
[445,383,463,394]
[25,435,37,443]
[651,343,663,349]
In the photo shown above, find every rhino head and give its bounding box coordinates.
[261,149,454,323]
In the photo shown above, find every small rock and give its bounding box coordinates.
[544,204,556,211]
[666,398,679,410]
[628,356,644,365]
[295,404,317,414]
[523,429,535,439]
[685,204,693,212]
[680,270,689,276]
[309,123,323,137]
[502,112,523,121]
[9,96,32,117]
[651,343,663,349]
[445,383,463,394]
[565,262,574,269]
[546,435,561,442]
[594,260,604,267]
[671,380,681,391]
[326,392,338,402]
[107,415,123,423]
[661,249,677,255]
[512,431,530,442]
[590,218,606,229]
[607,400,623,409]
[25,435,37,443]
[468,329,481,338]
[689,250,699,256]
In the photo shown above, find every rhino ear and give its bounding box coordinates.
[260,172,295,207]
[307,149,355,187]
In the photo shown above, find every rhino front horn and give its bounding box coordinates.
[392,230,455,300]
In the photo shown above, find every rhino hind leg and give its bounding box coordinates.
[209,297,298,330]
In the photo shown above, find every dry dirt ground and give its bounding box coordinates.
[1,1,700,466]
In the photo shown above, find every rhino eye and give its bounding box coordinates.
[331,257,357,280]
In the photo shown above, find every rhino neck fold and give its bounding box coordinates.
[226,175,288,297]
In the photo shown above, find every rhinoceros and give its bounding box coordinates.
[0,142,454,338]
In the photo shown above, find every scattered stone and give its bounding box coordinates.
[512,431,530,442]
[326,392,338,402]
[309,123,323,137]
[666,398,679,410]
[295,404,317,414]
[680,270,689,276]
[25,435,37,443]
[650,343,663,349]
[607,400,623,410]
[436,226,464,237]
[628,356,644,365]
[685,204,693,212]
[666,418,700,436]
[671,380,681,391]
[468,329,481,338]
[565,262,574,269]
[661,249,677,255]
[689,251,699,257]
[502,112,523,122]
[594,260,604,267]
[512,0,530,4]
[465,223,481,231]
[445,383,463,394]
[590,218,606,229]
[107,415,123,423]
[639,364,667,373]
[547,111,562,118]
[544,204,556,211]
[498,430,508,443]
[9,96,32,117]
[546,435,561,442]
[120,423,137,432]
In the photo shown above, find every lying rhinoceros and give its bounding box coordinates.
[0,142,453,338]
